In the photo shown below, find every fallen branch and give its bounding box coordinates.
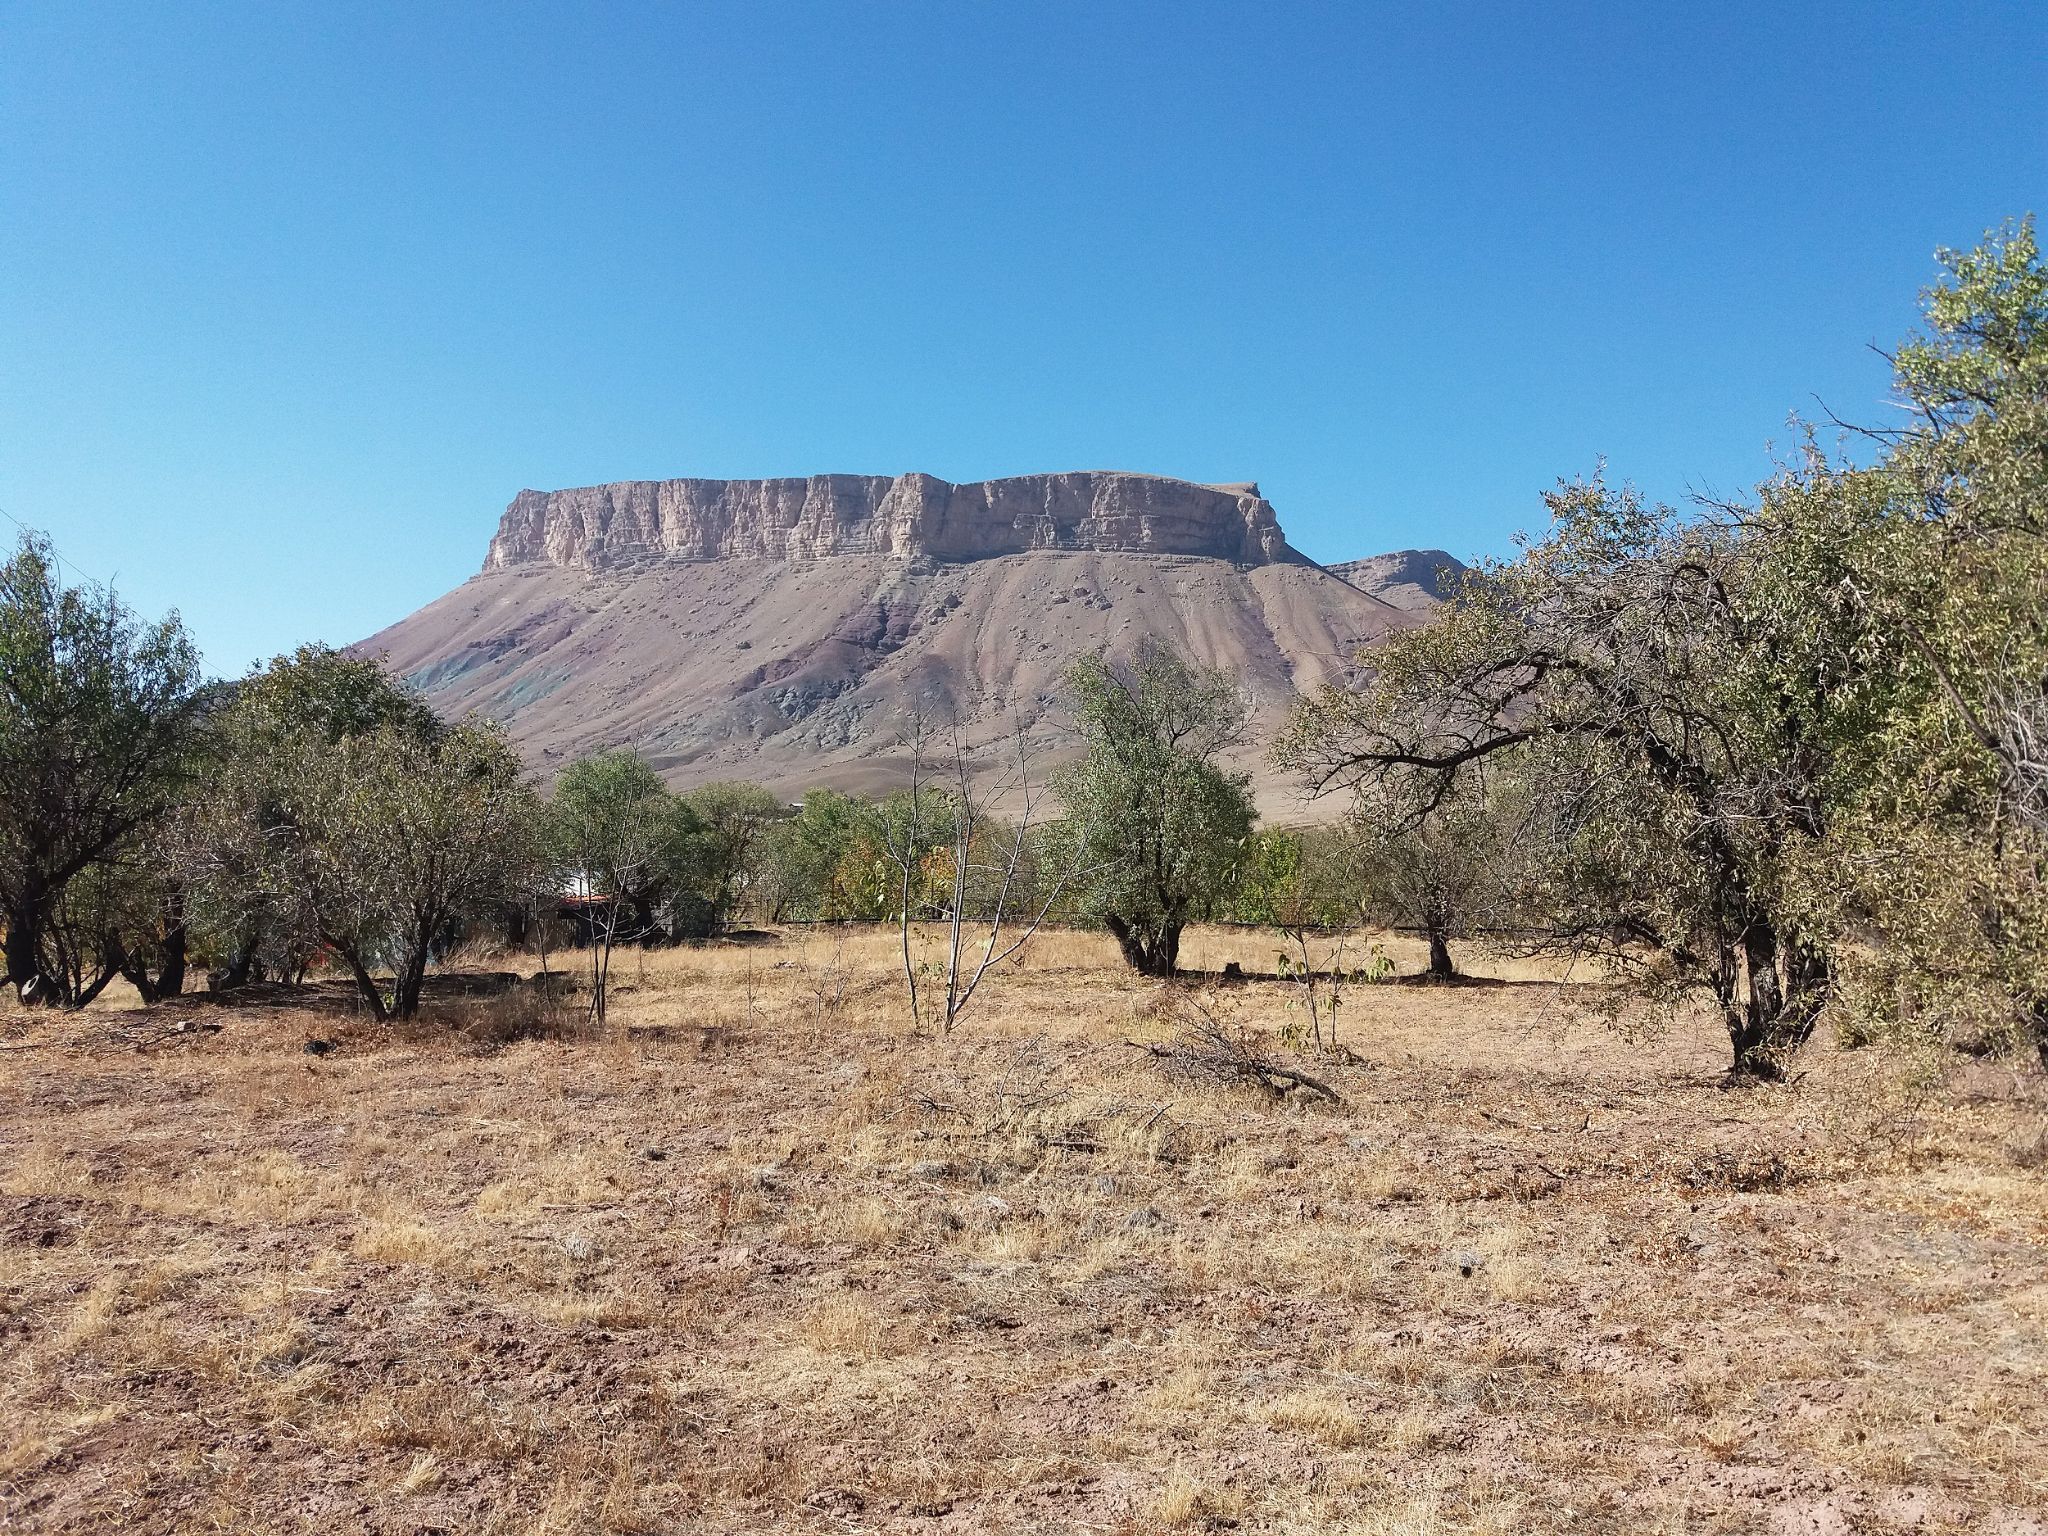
[1127,999,1346,1106]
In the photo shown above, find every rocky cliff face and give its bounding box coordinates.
[482,471,1291,572]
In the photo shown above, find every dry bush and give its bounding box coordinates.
[439,979,592,1048]
[905,1037,1185,1170]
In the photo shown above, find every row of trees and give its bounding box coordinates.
[0,546,1280,1026]
[4,220,2038,1077]
[0,617,793,1022]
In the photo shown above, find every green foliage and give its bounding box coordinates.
[1350,772,1525,978]
[874,783,962,920]
[1781,218,2048,1061]
[1055,641,1256,975]
[316,716,540,1016]
[758,788,881,920]
[1233,826,1364,931]
[551,751,701,929]
[0,533,203,1003]
[679,781,785,928]
[547,750,706,1020]
[546,764,789,944]
[1285,478,1853,1069]
[1280,215,2048,1074]
[187,646,540,1019]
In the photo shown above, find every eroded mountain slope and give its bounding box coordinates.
[360,472,1440,810]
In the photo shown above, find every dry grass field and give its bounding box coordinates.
[2,926,2045,1534]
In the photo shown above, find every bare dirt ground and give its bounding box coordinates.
[2,927,2044,1534]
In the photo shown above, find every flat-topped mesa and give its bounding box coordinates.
[482,471,1291,572]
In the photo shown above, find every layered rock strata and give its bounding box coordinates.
[483,471,1289,571]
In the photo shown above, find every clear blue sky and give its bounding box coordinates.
[3,2,2042,674]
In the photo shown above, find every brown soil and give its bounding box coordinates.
[2,928,2043,1534]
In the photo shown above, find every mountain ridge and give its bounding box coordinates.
[483,470,1295,572]
[363,473,1460,813]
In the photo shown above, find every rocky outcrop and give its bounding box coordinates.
[1325,549,1469,612]
[482,471,1291,572]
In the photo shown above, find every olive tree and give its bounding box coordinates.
[183,646,435,988]
[317,718,539,1019]
[1055,642,1255,977]
[0,533,203,1005]
[40,838,198,1007]
[1768,219,2048,1063]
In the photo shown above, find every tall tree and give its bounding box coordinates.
[1280,486,1838,1077]
[0,534,203,1005]
[1771,218,2048,1062]
[315,718,541,1019]
[680,781,783,931]
[182,646,438,989]
[757,788,879,921]
[1056,641,1255,977]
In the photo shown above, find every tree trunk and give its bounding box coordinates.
[222,934,258,989]
[1778,942,1829,1052]
[1157,923,1181,977]
[1728,920,1799,1079]
[1727,1010,1774,1077]
[393,942,430,1020]
[156,888,188,998]
[5,895,57,1006]
[1104,914,1144,972]
[1725,921,1832,1079]
[112,931,161,1006]
[1104,915,1180,977]
[74,945,127,1009]
[627,893,656,945]
[330,940,391,1023]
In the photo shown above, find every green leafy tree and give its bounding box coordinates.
[680,781,784,929]
[757,788,874,920]
[188,647,538,1020]
[549,751,700,1020]
[1056,642,1255,976]
[0,533,203,1005]
[1280,218,2048,1075]
[1279,484,1837,1077]
[182,646,439,988]
[42,837,197,1006]
[1763,219,2048,1062]
[318,718,540,1019]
